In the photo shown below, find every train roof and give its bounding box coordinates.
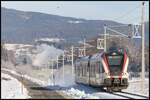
[75,50,126,64]
[104,50,125,55]
[75,55,89,64]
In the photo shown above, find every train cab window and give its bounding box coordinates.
[107,55,123,66]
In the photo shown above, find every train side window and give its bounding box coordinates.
[98,62,100,73]
[101,65,104,73]
[97,62,100,74]
[87,62,89,72]
[90,62,93,77]
[100,63,102,73]
[83,63,86,76]
[94,63,95,77]
[80,63,81,76]
[80,64,82,76]
[78,63,80,76]
[92,62,94,77]
[94,63,96,77]
[82,63,84,76]
[75,64,76,74]
[93,62,95,77]
[85,63,87,76]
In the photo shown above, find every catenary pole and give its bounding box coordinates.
[104,24,107,52]
[141,2,145,91]
[63,51,65,84]
[72,46,74,74]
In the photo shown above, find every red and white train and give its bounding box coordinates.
[75,50,129,91]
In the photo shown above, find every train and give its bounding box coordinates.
[74,50,129,91]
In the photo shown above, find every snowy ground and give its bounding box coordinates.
[2,67,149,99]
[1,73,31,99]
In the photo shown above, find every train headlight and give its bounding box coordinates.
[106,73,110,77]
[122,72,129,78]
[107,73,110,76]
[105,73,110,78]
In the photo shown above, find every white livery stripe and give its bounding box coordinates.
[124,57,129,72]
[100,56,109,73]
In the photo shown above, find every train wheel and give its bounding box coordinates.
[106,87,112,92]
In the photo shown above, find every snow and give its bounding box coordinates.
[1,73,31,99]
[125,78,149,96]
[68,20,83,24]
[4,43,32,51]
[2,67,149,99]
[35,38,64,43]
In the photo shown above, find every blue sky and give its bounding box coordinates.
[1,1,149,24]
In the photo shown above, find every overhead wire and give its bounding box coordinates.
[112,4,142,23]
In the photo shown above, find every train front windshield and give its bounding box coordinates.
[107,56,123,66]
[106,54,124,75]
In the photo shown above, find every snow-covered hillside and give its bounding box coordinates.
[35,38,64,43]
[4,43,63,68]
[1,73,31,99]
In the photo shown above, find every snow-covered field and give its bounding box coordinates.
[2,67,149,99]
[2,43,149,99]
[1,73,31,99]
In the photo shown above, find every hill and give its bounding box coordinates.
[1,7,149,47]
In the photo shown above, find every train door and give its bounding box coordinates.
[95,61,100,85]
[88,60,90,86]
[89,61,96,86]
[100,63,105,84]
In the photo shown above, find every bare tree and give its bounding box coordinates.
[1,42,8,62]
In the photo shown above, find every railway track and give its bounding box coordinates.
[78,84,149,99]
[75,83,149,99]
[110,91,149,99]
[2,69,149,99]
[103,89,149,99]
[1,70,72,99]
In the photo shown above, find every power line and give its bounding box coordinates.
[113,5,141,22]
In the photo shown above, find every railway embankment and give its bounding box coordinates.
[1,70,72,99]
